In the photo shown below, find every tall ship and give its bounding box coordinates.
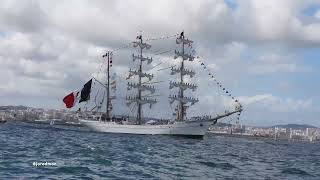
[63,31,242,137]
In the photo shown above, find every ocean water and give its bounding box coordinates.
[1,122,320,180]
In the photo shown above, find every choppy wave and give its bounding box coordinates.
[281,168,313,176]
[0,122,320,179]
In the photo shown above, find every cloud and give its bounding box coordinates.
[277,82,291,92]
[238,94,313,112]
[233,0,320,45]
[316,10,320,19]
[249,63,312,75]
[0,0,319,126]
[248,53,312,75]
[237,94,319,126]
[0,0,49,33]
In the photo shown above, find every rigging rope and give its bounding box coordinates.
[154,49,173,56]
[148,62,163,71]
[157,65,176,71]
[111,43,133,53]
[94,33,178,83]
[145,33,180,41]
[151,48,164,54]
[142,80,167,84]
[88,33,243,122]
[196,58,243,122]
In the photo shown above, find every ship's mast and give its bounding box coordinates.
[102,51,112,120]
[138,37,143,124]
[180,33,185,121]
[126,34,157,125]
[169,31,198,121]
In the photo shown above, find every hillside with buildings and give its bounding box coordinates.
[1,105,319,142]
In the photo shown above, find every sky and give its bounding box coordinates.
[0,0,319,127]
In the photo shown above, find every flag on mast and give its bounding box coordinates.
[63,91,79,108]
[79,79,93,103]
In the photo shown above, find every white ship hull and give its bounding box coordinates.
[80,119,213,137]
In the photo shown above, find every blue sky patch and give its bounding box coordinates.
[0,31,6,37]
[302,4,320,17]
[224,0,237,10]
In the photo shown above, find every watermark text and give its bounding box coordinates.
[32,161,57,167]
